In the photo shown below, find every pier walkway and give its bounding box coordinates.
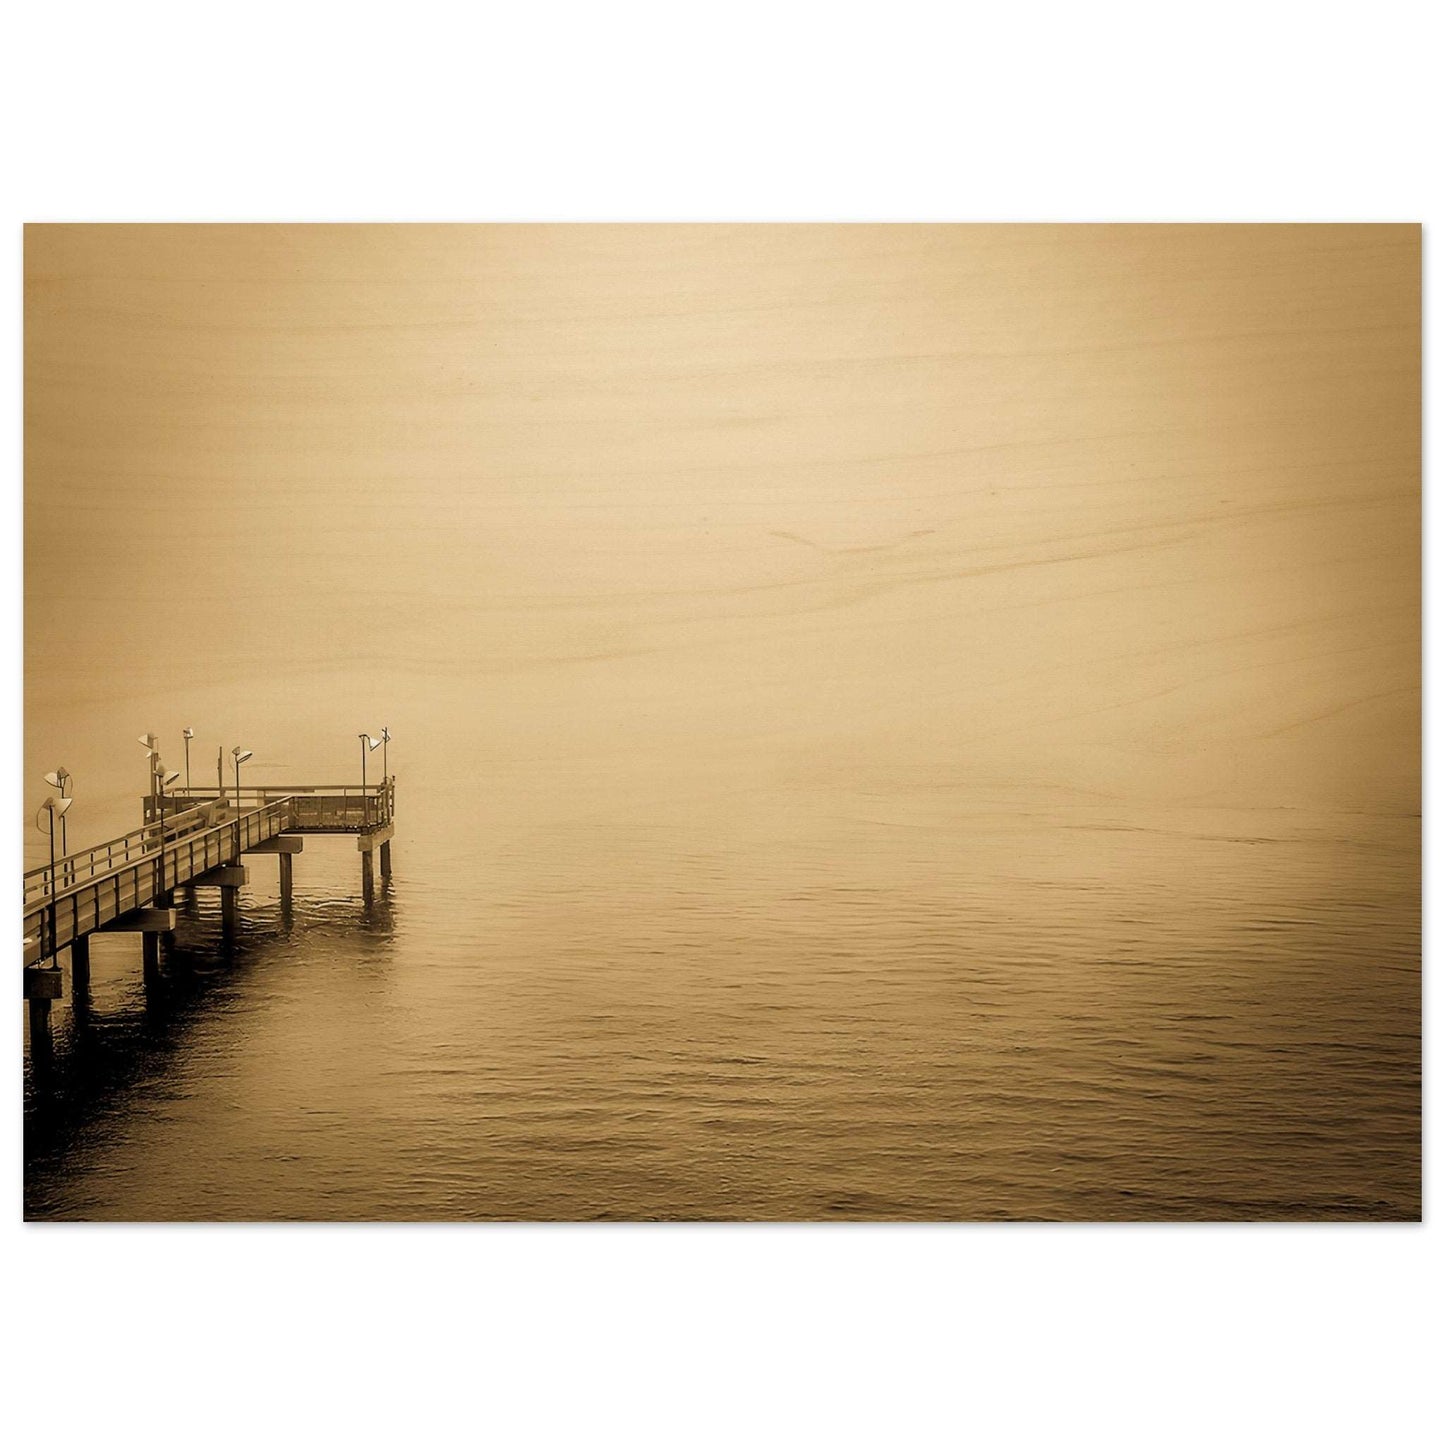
[23,781,395,1059]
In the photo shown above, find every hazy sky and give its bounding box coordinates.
[24,225,1419,831]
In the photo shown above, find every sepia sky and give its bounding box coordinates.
[24,225,1419,833]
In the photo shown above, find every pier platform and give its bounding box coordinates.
[23,781,396,1055]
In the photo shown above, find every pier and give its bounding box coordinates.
[23,779,396,1064]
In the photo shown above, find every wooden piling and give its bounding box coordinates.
[142,932,161,987]
[356,824,390,904]
[24,967,62,1068]
[71,934,91,992]
[221,885,239,931]
[28,996,53,1068]
[279,852,293,909]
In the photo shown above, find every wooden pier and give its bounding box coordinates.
[23,780,395,1062]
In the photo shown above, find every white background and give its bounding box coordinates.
[2,3,1436,1440]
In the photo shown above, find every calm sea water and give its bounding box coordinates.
[22,694,1419,1220]
[23,226,1420,1219]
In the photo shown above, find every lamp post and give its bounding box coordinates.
[380,726,392,822]
[36,795,73,957]
[43,768,72,857]
[182,727,194,792]
[138,733,159,824]
[153,766,180,901]
[359,733,381,825]
[232,747,253,814]
[157,766,181,823]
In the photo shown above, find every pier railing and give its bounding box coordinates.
[168,780,394,831]
[24,802,224,908]
[24,781,396,964]
[23,798,296,964]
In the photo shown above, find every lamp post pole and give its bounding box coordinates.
[231,748,246,864]
[183,728,194,792]
[154,768,180,904]
[380,728,393,821]
[154,760,166,896]
[232,748,252,814]
[36,799,69,956]
[57,768,70,854]
[138,733,159,827]
[46,806,57,956]
[44,769,73,877]
[358,733,382,826]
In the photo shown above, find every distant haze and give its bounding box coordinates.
[25,225,1418,827]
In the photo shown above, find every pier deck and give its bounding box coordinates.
[23,780,395,971]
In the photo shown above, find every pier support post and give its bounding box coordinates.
[357,824,390,906]
[98,909,177,989]
[70,935,91,993]
[28,997,53,1069]
[25,966,62,1070]
[279,853,293,910]
[142,932,161,987]
[191,866,246,934]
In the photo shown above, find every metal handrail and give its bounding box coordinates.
[175,781,395,825]
[170,783,391,797]
[25,781,395,914]
[24,820,168,896]
[25,800,223,879]
[22,798,295,913]
[22,796,299,962]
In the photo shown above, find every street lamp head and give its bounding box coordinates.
[183,727,195,740]
[39,795,73,818]
[233,748,253,765]
[138,733,158,753]
[380,726,391,743]
[360,734,381,752]
[162,770,181,787]
[43,770,63,788]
